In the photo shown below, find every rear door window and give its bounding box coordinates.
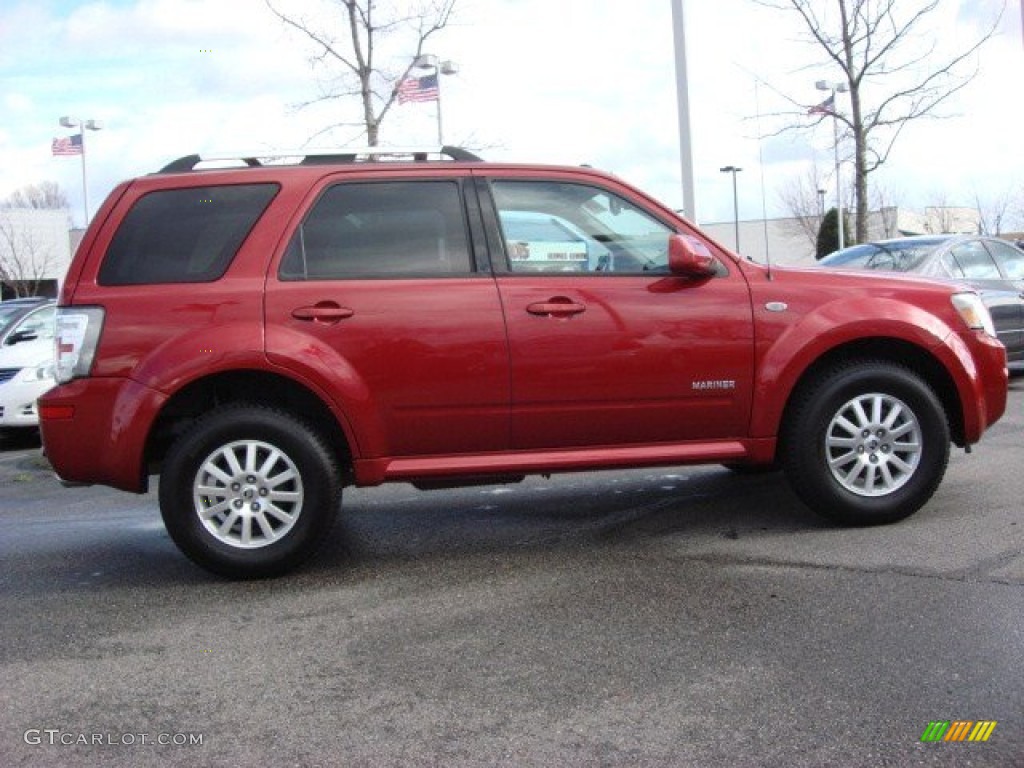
[984,240,1024,280]
[949,241,1001,280]
[98,184,278,285]
[279,181,473,279]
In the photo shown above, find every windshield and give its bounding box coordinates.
[820,238,946,272]
[0,306,28,336]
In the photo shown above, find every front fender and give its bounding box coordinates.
[749,296,958,438]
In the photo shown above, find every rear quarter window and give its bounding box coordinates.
[98,183,278,285]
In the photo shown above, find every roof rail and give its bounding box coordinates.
[157,146,483,173]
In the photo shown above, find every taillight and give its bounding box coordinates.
[40,404,75,420]
[54,307,105,384]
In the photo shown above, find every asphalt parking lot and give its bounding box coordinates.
[1,376,1021,767]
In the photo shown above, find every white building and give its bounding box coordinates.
[0,208,74,299]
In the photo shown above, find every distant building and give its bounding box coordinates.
[700,206,982,266]
[0,208,74,299]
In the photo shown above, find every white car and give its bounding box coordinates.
[0,353,55,430]
[0,302,57,431]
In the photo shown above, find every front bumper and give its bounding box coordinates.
[0,377,55,428]
[957,330,1008,442]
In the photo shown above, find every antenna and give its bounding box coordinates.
[754,81,773,280]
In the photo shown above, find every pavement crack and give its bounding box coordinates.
[658,550,1024,586]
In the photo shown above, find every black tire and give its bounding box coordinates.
[781,361,950,526]
[159,406,341,578]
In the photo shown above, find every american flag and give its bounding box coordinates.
[398,73,439,104]
[52,134,84,156]
[807,95,835,116]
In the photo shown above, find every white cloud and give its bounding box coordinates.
[0,0,1020,229]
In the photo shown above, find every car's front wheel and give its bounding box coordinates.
[781,361,950,525]
[159,406,341,578]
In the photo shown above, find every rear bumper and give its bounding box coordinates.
[38,377,165,493]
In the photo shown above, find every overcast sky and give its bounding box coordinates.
[1,0,1021,229]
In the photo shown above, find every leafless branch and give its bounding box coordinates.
[0,211,58,297]
[266,0,458,145]
[753,0,1005,242]
[2,181,69,211]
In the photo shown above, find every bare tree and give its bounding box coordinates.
[974,190,1011,236]
[1016,190,1024,235]
[0,183,69,297]
[755,0,1003,243]
[2,181,69,211]
[0,213,58,297]
[777,164,830,250]
[265,0,457,146]
[777,162,883,248]
[917,190,980,234]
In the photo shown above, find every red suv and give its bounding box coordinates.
[39,147,1008,577]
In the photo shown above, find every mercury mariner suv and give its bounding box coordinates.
[39,147,1008,577]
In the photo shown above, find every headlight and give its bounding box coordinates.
[34,361,56,381]
[14,360,56,384]
[951,292,996,337]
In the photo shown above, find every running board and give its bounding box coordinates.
[354,440,755,487]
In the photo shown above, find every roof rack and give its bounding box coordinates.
[158,146,483,173]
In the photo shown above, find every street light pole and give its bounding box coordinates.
[720,165,742,253]
[59,116,102,226]
[815,80,848,250]
[414,55,458,145]
[671,0,696,222]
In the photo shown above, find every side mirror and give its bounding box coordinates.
[668,234,719,278]
[5,330,39,345]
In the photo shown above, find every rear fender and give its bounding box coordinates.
[263,325,383,457]
[128,321,266,392]
[129,323,366,461]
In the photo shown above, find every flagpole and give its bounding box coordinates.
[410,57,457,147]
[833,112,843,251]
[814,80,847,250]
[435,70,444,145]
[80,125,89,226]
[58,116,102,226]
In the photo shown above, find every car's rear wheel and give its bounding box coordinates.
[159,406,340,578]
[781,361,950,525]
